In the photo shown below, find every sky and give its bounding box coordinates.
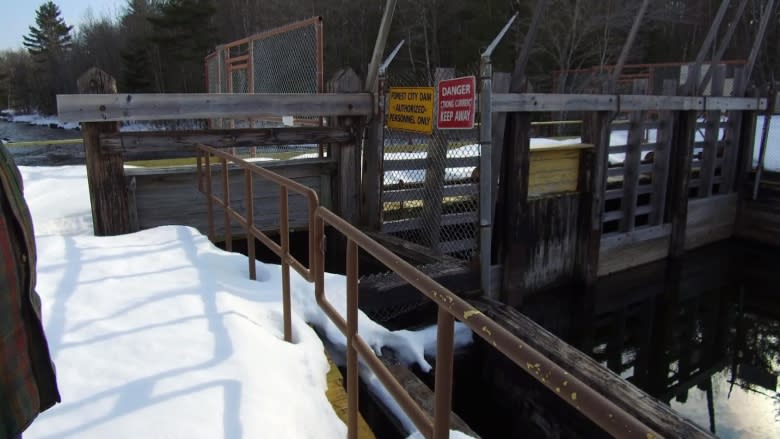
[0,0,125,51]
[12,158,475,438]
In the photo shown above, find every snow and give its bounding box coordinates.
[17,164,474,438]
[754,115,780,171]
[10,113,80,130]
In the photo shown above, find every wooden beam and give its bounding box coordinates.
[101,127,352,161]
[576,112,611,285]
[57,92,373,122]
[472,297,713,439]
[491,94,765,113]
[742,0,778,90]
[699,66,725,197]
[621,81,648,232]
[649,80,677,225]
[667,110,698,258]
[77,68,132,236]
[328,69,363,226]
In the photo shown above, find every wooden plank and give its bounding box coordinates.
[382,211,478,234]
[77,68,131,236]
[439,239,477,254]
[621,81,648,232]
[650,80,677,225]
[668,110,698,258]
[699,66,725,198]
[600,224,672,251]
[102,127,352,154]
[683,194,737,250]
[133,168,323,237]
[575,111,611,286]
[361,78,386,231]
[490,72,512,228]
[384,156,478,171]
[498,111,532,296]
[328,69,363,227]
[57,92,373,122]
[599,233,670,276]
[472,297,713,439]
[383,184,479,203]
[491,94,766,113]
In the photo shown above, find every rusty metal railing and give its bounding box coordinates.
[195,143,662,439]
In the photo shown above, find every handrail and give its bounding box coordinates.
[194,143,662,439]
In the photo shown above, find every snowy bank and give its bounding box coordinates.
[19,165,473,438]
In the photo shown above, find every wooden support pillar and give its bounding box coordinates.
[498,111,532,298]
[699,65,725,198]
[667,110,698,258]
[361,75,385,230]
[622,80,648,231]
[77,68,132,236]
[575,112,611,286]
[328,68,363,226]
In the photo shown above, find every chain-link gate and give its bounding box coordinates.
[205,17,324,134]
[381,67,482,261]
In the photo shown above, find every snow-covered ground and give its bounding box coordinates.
[18,164,473,438]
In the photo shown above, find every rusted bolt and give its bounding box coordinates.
[99,105,107,112]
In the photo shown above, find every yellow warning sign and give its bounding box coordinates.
[386,87,435,134]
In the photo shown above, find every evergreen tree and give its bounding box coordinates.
[148,0,216,92]
[22,1,73,114]
[120,0,158,92]
[23,1,73,60]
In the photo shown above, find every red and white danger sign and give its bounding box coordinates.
[437,76,476,130]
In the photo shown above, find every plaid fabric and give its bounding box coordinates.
[0,144,60,437]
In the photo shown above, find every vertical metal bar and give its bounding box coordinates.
[222,158,232,251]
[365,0,398,93]
[196,150,203,192]
[699,0,749,92]
[743,0,777,89]
[684,0,732,94]
[313,211,325,302]
[610,0,650,92]
[433,308,455,439]
[346,238,360,439]
[479,57,493,296]
[245,169,256,280]
[205,153,215,242]
[280,186,292,342]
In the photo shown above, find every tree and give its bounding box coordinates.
[119,0,158,92]
[22,1,74,114]
[148,0,217,92]
[23,1,73,59]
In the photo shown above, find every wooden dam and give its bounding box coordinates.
[49,2,780,437]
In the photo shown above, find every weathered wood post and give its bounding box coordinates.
[361,72,385,230]
[328,68,363,225]
[667,109,698,258]
[77,68,132,236]
[575,111,611,286]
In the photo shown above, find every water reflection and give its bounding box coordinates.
[518,239,780,437]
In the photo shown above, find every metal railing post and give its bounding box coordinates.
[245,169,256,280]
[222,158,232,251]
[280,186,292,342]
[205,153,214,241]
[346,239,360,439]
[433,308,455,439]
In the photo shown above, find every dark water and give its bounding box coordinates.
[0,120,84,165]
[454,239,780,438]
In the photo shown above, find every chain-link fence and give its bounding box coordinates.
[205,17,324,137]
[381,67,481,261]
